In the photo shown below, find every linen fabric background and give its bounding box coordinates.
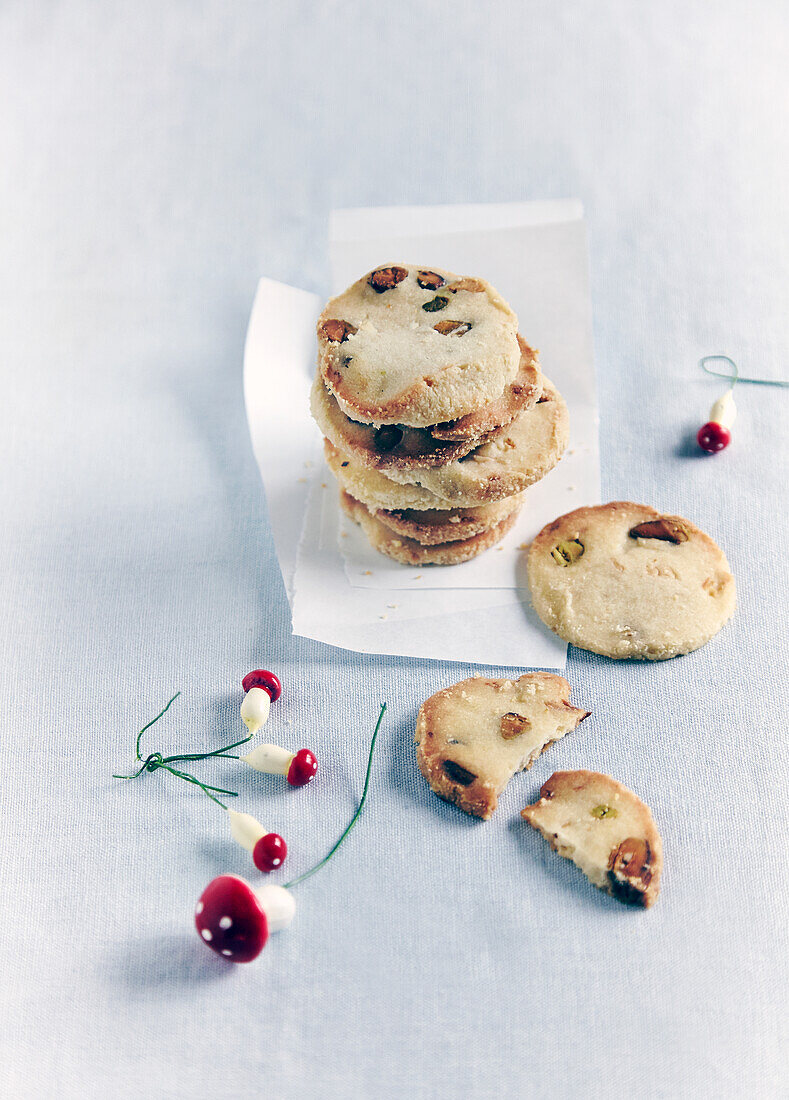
[1,3,787,1098]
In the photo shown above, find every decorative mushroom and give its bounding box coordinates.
[697,389,736,453]
[240,669,282,736]
[195,874,295,963]
[227,809,288,873]
[242,743,318,787]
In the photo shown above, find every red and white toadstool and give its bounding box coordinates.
[242,743,318,787]
[240,669,282,736]
[227,809,288,873]
[195,874,295,963]
[697,389,736,453]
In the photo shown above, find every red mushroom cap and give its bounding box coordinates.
[253,832,288,873]
[287,748,318,787]
[697,422,731,453]
[195,874,268,963]
[241,669,282,701]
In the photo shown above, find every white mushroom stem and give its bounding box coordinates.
[241,743,293,776]
[709,390,737,429]
[240,686,271,735]
[256,884,296,931]
[227,809,269,853]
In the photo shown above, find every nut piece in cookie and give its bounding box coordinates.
[310,373,488,472]
[521,770,662,907]
[528,501,736,660]
[414,674,590,819]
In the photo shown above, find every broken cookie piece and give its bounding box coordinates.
[414,674,590,819]
[521,770,662,907]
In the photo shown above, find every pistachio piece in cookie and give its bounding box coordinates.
[528,502,736,659]
[415,674,590,820]
[521,770,663,908]
[318,319,358,344]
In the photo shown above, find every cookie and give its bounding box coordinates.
[317,265,521,428]
[372,493,524,546]
[340,490,520,566]
[528,502,736,660]
[429,338,542,441]
[380,378,568,505]
[311,336,543,473]
[325,439,457,512]
[521,770,663,907]
[311,372,482,471]
[415,674,590,819]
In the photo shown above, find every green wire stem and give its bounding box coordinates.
[284,702,387,890]
[112,693,388,858]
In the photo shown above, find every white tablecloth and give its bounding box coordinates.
[1,3,787,1097]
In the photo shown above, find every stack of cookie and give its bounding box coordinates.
[311,264,569,566]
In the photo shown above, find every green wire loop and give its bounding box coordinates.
[700,355,789,389]
[112,692,250,809]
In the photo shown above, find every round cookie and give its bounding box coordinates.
[340,491,520,566]
[317,264,521,428]
[372,493,524,546]
[324,439,458,512]
[415,674,590,819]
[430,338,542,441]
[312,336,542,473]
[521,770,663,907]
[528,502,736,660]
[312,372,481,471]
[380,378,568,505]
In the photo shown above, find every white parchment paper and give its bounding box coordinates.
[243,202,600,667]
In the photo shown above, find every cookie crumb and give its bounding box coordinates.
[297,477,307,484]
[362,570,372,576]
